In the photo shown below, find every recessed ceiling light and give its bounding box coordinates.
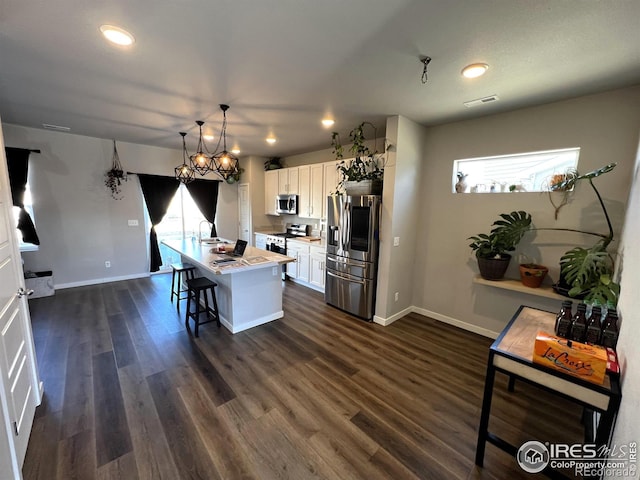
[231,148,240,155]
[203,134,214,141]
[266,136,277,145]
[461,63,489,79]
[321,118,335,128]
[99,25,135,46]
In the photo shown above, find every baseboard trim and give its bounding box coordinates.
[55,272,150,290]
[411,307,499,339]
[373,306,413,326]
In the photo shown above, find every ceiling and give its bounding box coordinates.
[1,0,639,159]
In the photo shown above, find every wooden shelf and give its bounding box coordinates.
[473,275,565,301]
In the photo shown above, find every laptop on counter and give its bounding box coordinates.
[213,239,248,264]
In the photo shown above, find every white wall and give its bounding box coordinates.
[3,125,238,287]
[610,134,640,472]
[413,86,640,335]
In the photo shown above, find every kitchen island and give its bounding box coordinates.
[162,239,295,334]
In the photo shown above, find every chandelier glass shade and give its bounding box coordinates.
[189,120,213,175]
[174,132,195,184]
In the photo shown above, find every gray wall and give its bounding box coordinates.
[3,125,239,287]
[413,86,640,335]
[610,135,640,468]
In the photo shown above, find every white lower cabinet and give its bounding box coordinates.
[286,241,325,292]
[286,242,309,282]
[309,246,325,289]
[254,233,267,250]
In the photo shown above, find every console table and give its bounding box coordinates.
[475,306,622,475]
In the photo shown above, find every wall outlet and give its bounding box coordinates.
[393,237,400,247]
[128,219,139,226]
[394,292,399,302]
[272,267,278,276]
[105,261,111,268]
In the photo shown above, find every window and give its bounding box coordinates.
[13,182,38,251]
[155,184,208,270]
[453,148,580,193]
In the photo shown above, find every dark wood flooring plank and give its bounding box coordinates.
[118,363,181,480]
[56,429,96,480]
[107,313,138,368]
[22,410,62,480]
[96,451,139,480]
[61,341,93,439]
[92,351,133,466]
[146,369,221,480]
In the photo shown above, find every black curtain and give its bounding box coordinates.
[138,174,179,272]
[186,178,220,237]
[5,147,40,245]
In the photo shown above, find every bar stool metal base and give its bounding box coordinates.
[185,277,221,337]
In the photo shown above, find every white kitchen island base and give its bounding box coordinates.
[205,264,283,333]
[163,239,294,334]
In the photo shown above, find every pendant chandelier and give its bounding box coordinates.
[174,132,195,184]
[211,104,240,181]
[189,120,213,175]
[174,104,241,183]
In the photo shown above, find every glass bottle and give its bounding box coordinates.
[555,300,573,339]
[585,305,602,345]
[601,309,619,349]
[570,303,588,343]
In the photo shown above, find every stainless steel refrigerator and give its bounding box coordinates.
[325,195,381,320]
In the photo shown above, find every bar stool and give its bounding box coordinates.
[185,277,221,337]
[170,262,196,308]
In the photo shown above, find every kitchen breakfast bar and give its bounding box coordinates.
[162,239,295,334]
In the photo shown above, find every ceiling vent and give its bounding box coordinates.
[463,95,500,108]
[42,123,71,131]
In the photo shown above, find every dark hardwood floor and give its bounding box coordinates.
[23,274,584,479]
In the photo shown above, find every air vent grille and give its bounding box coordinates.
[463,95,500,108]
[42,123,71,131]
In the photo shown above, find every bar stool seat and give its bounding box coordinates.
[170,262,196,308]
[185,277,221,337]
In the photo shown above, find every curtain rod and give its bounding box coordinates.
[126,171,221,182]
[29,149,41,154]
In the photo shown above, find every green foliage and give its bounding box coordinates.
[560,241,620,305]
[468,211,532,259]
[331,121,385,189]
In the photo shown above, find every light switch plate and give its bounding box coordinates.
[393,236,400,246]
[128,219,139,226]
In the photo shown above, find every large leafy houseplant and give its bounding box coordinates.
[549,163,620,305]
[468,211,532,280]
[331,121,385,192]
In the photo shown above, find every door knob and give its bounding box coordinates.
[17,287,34,298]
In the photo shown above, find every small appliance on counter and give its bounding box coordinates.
[276,194,298,215]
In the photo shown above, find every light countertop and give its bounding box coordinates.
[162,239,295,275]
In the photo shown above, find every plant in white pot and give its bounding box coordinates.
[330,121,385,195]
[468,211,532,280]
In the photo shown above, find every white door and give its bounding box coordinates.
[238,183,251,243]
[0,122,42,478]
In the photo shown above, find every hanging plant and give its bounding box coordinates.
[225,167,245,184]
[105,140,127,199]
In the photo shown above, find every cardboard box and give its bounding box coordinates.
[24,271,54,299]
[533,331,607,385]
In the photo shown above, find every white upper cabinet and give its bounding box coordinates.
[322,160,341,219]
[278,167,299,194]
[298,164,324,219]
[264,170,279,215]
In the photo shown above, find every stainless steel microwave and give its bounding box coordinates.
[276,194,297,215]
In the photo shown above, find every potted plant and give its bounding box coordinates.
[549,163,620,305]
[468,211,532,280]
[264,157,283,171]
[225,167,245,184]
[519,263,549,288]
[331,121,385,195]
[105,140,127,199]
